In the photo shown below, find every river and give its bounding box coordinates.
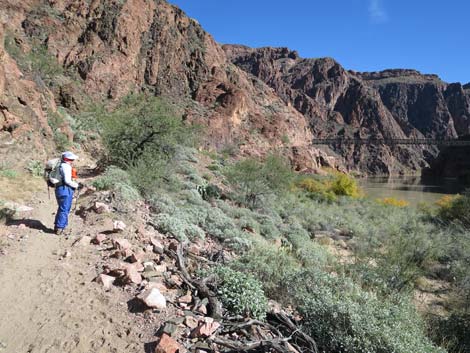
[359,176,466,206]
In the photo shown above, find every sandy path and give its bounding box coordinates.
[0,193,145,353]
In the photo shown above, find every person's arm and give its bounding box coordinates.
[61,163,79,189]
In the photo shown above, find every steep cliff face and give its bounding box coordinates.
[225,45,470,174]
[0,0,339,172]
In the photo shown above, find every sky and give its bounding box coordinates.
[169,0,470,84]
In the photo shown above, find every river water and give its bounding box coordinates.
[359,177,466,206]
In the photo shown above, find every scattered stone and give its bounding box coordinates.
[138,288,166,309]
[113,238,131,251]
[96,274,115,290]
[162,322,178,336]
[92,233,106,245]
[155,333,182,353]
[143,261,155,271]
[121,248,134,259]
[129,251,145,263]
[142,271,162,280]
[151,238,164,254]
[169,274,183,287]
[197,304,207,315]
[63,250,72,258]
[191,317,220,338]
[184,315,198,329]
[124,264,142,284]
[154,264,167,273]
[178,291,192,304]
[93,202,111,214]
[113,220,127,232]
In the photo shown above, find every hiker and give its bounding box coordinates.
[54,151,81,235]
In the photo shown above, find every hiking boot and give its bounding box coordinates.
[54,228,64,235]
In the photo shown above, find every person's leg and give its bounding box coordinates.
[54,193,69,231]
[62,189,74,229]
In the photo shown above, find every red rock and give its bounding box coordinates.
[154,333,182,353]
[96,274,115,290]
[178,291,192,304]
[92,233,107,245]
[93,202,111,214]
[191,318,220,338]
[129,251,146,263]
[197,304,207,315]
[113,238,131,250]
[124,264,142,284]
[121,248,134,258]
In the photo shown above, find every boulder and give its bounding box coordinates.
[138,288,166,309]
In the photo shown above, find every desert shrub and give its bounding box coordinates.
[288,269,445,353]
[26,160,43,177]
[437,191,470,226]
[330,174,362,198]
[98,94,197,196]
[100,94,191,167]
[430,312,470,353]
[0,169,18,179]
[214,266,268,319]
[377,197,410,207]
[153,213,187,240]
[224,155,293,208]
[232,244,299,299]
[296,177,337,202]
[92,167,140,201]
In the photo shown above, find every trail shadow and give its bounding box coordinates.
[127,297,147,314]
[6,219,55,234]
[144,342,157,353]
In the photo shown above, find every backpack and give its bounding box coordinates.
[44,158,62,188]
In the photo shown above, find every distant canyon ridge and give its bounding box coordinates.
[1,0,469,175]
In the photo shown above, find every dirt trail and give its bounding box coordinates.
[0,191,145,353]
